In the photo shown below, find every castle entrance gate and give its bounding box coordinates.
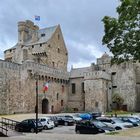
[42,98,49,114]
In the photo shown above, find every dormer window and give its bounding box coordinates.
[41,33,45,37]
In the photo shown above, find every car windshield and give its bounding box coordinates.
[92,121,106,127]
[129,118,138,122]
[112,118,124,123]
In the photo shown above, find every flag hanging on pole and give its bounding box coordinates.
[43,81,49,92]
[35,15,40,21]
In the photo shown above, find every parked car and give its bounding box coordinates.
[75,120,115,134]
[63,114,82,122]
[38,117,55,129]
[15,119,43,133]
[89,112,102,119]
[47,116,59,127]
[57,116,75,126]
[97,117,133,130]
[119,117,140,127]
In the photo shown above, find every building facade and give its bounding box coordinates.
[0,20,140,114]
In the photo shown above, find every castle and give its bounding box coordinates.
[0,20,140,114]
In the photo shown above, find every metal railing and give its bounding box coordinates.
[0,117,19,136]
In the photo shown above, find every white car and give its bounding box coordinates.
[97,117,133,130]
[38,117,55,129]
[64,114,82,122]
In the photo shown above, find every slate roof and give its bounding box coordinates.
[5,25,58,51]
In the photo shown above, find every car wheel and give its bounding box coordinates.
[76,130,80,134]
[30,128,35,133]
[44,125,48,130]
[115,126,122,130]
[15,127,19,132]
[64,122,68,126]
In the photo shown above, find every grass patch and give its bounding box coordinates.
[105,110,135,116]
[105,131,119,135]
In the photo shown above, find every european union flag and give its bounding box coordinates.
[35,15,40,21]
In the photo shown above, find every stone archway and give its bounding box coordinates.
[42,98,49,114]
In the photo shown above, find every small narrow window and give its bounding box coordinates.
[61,100,63,106]
[112,72,116,75]
[95,102,98,107]
[112,86,117,88]
[48,44,51,48]
[81,82,84,93]
[40,44,42,47]
[62,85,64,93]
[58,34,60,40]
[52,62,55,67]
[58,48,60,53]
[41,33,45,37]
[72,83,76,94]
[56,93,59,100]
[32,45,34,48]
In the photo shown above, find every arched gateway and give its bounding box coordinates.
[42,98,49,114]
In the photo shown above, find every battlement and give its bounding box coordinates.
[22,61,70,80]
[18,20,39,43]
[84,71,111,80]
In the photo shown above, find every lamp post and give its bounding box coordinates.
[35,73,39,134]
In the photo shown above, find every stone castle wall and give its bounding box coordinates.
[0,59,69,114]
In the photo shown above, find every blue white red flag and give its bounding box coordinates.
[35,15,40,21]
[43,81,50,92]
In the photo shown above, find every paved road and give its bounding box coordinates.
[0,133,140,140]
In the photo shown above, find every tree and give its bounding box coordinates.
[112,93,124,110]
[102,0,140,64]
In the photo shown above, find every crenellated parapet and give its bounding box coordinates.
[84,71,111,81]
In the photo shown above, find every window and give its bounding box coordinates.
[112,86,117,88]
[58,48,60,53]
[95,101,98,107]
[52,62,55,67]
[48,44,51,48]
[81,82,84,93]
[61,100,63,106]
[56,93,59,100]
[41,33,45,37]
[40,44,42,47]
[112,72,116,75]
[62,85,64,93]
[72,83,76,94]
[58,34,60,40]
[32,45,34,48]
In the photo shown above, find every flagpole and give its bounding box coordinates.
[35,72,39,134]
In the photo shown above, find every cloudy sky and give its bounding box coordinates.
[0,0,118,70]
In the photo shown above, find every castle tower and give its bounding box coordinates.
[18,20,39,43]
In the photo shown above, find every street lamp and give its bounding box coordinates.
[35,72,39,134]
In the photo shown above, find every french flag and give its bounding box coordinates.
[35,15,40,21]
[43,82,49,92]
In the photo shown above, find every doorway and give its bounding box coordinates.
[42,98,49,114]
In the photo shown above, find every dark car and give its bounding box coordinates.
[57,116,75,126]
[48,116,59,127]
[119,117,140,127]
[75,120,115,134]
[15,119,43,133]
[89,112,102,119]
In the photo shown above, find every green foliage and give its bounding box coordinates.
[112,93,124,110]
[63,106,73,113]
[102,0,140,64]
